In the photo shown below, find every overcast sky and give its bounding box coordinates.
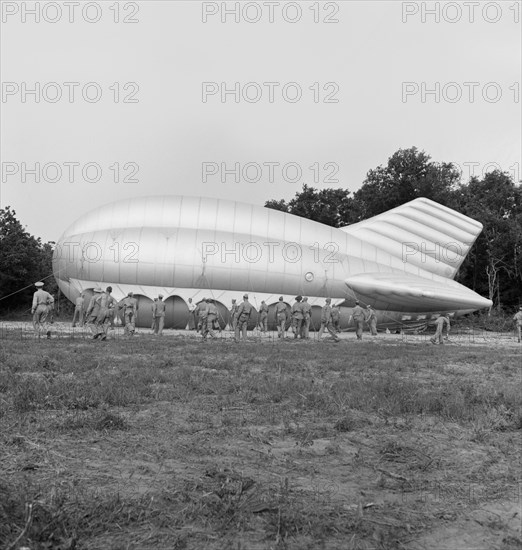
[1,0,520,242]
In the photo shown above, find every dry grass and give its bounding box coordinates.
[0,331,521,549]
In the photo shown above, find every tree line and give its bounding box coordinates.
[265,147,522,310]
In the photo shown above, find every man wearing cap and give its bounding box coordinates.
[430,315,450,345]
[301,297,312,339]
[291,296,304,339]
[365,305,378,336]
[331,305,341,333]
[229,299,238,331]
[118,292,138,336]
[187,298,197,330]
[153,295,166,336]
[96,286,118,340]
[72,292,85,328]
[151,298,158,333]
[31,282,53,338]
[258,301,268,333]
[235,294,252,342]
[513,306,522,343]
[195,298,208,333]
[203,298,218,339]
[275,296,288,339]
[318,298,340,343]
[86,287,104,338]
[351,300,366,340]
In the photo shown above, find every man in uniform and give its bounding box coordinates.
[331,305,341,333]
[235,294,252,342]
[86,287,104,338]
[119,292,138,336]
[291,296,304,339]
[318,298,340,343]
[47,295,56,324]
[258,301,268,332]
[514,306,522,343]
[187,297,197,330]
[301,297,312,338]
[195,298,208,333]
[153,295,166,336]
[203,298,218,339]
[151,298,158,333]
[365,305,378,336]
[96,286,118,340]
[31,281,53,338]
[275,296,287,339]
[352,300,366,340]
[230,299,238,331]
[430,315,450,345]
[72,292,85,327]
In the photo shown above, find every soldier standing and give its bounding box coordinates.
[86,287,104,338]
[235,294,252,342]
[151,298,158,333]
[187,298,197,330]
[331,305,341,333]
[195,298,208,333]
[230,299,238,331]
[352,300,366,340]
[154,295,166,336]
[119,292,138,336]
[513,306,522,343]
[258,301,268,332]
[318,298,340,342]
[365,305,378,336]
[72,292,85,327]
[430,315,450,345]
[275,296,287,339]
[96,286,117,340]
[203,298,218,339]
[291,296,304,339]
[31,281,53,338]
[301,297,312,338]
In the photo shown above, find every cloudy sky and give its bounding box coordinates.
[1,0,520,242]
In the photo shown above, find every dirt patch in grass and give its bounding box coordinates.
[0,331,521,549]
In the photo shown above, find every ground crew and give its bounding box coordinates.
[513,306,522,343]
[47,295,56,324]
[230,299,238,331]
[187,298,197,330]
[151,298,158,333]
[203,298,218,339]
[331,305,341,333]
[95,286,117,340]
[291,296,304,339]
[72,293,85,327]
[352,300,366,340]
[195,298,208,333]
[430,315,450,344]
[365,305,378,336]
[318,298,340,343]
[86,287,104,338]
[152,295,166,335]
[275,296,287,339]
[31,281,53,338]
[301,297,311,338]
[235,294,252,342]
[119,292,138,336]
[258,301,268,332]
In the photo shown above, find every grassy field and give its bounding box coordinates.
[0,328,521,550]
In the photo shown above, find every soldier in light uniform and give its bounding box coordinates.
[365,305,378,336]
[513,306,522,343]
[72,293,85,327]
[203,298,218,339]
[258,301,268,332]
[331,305,341,333]
[86,287,104,338]
[31,282,53,338]
[47,295,56,324]
[230,299,238,331]
[318,298,340,342]
[151,298,158,333]
[187,298,197,330]
[430,315,450,345]
[96,286,118,340]
[301,297,312,339]
[119,292,138,336]
[352,300,366,340]
[291,296,304,339]
[235,294,252,342]
[275,296,287,339]
[154,295,166,336]
[195,298,208,333]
